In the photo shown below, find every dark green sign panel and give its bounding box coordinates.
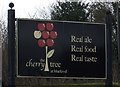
[17,19,107,79]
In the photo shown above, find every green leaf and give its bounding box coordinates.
[47,49,54,58]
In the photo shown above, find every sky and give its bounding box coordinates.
[0,0,58,20]
[0,0,93,22]
[0,0,119,21]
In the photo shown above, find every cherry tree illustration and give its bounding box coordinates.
[34,23,58,71]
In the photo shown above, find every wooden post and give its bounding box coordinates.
[105,10,112,87]
[8,2,15,87]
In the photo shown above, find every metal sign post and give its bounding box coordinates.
[8,3,15,87]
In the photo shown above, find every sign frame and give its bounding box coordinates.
[16,18,107,79]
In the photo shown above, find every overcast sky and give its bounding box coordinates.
[0,0,58,20]
[0,0,91,22]
[0,0,118,21]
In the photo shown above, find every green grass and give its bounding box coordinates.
[17,83,120,87]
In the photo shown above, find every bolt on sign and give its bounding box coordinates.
[16,19,107,79]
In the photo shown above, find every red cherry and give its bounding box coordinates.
[42,31,49,39]
[38,23,45,31]
[38,39,45,47]
[47,39,54,47]
[50,31,57,39]
[46,23,54,31]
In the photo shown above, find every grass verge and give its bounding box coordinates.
[17,83,120,87]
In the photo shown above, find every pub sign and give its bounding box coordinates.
[17,19,107,79]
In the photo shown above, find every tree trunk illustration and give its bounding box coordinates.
[44,46,54,71]
[44,46,49,71]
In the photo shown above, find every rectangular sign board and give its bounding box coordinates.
[17,19,107,79]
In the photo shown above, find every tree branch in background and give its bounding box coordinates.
[50,1,90,22]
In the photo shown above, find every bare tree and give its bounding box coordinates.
[28,6,51,19]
